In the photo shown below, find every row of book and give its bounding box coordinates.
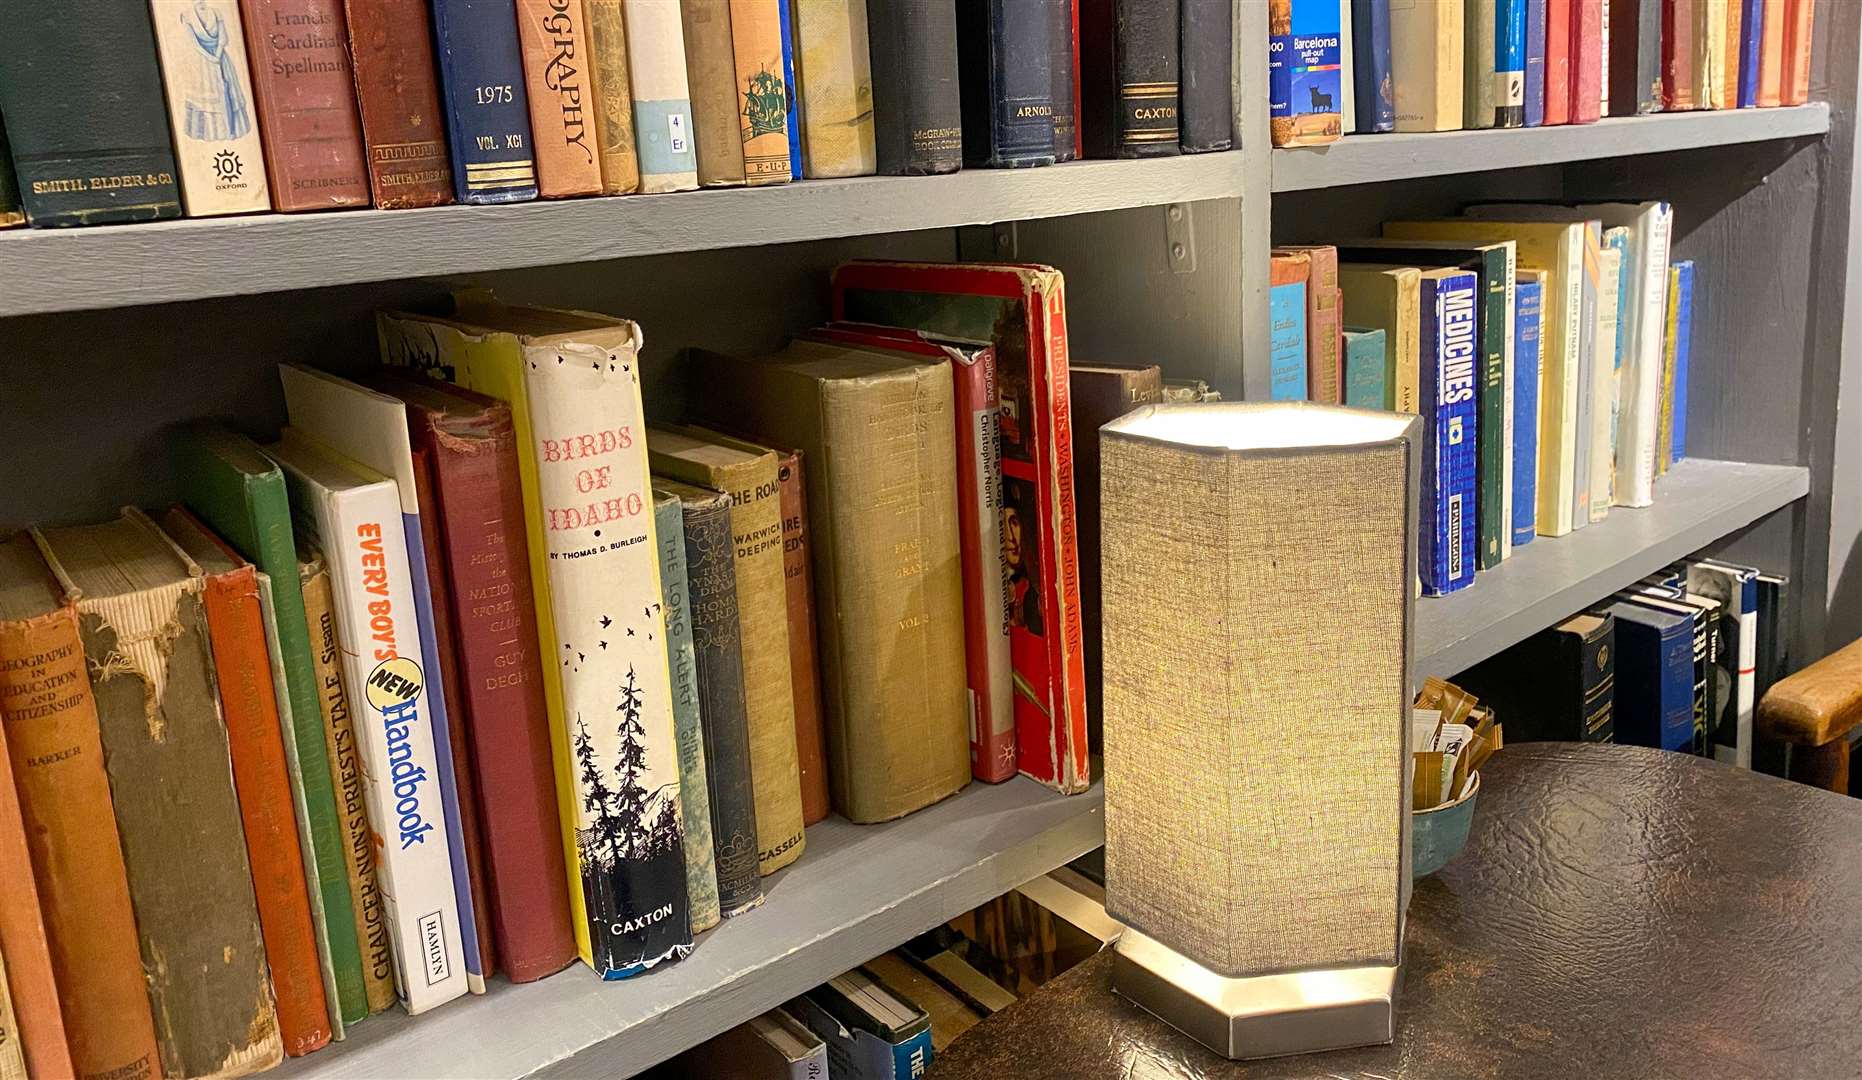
[0,0,1239,231]
[1271,0,1817,143]
[1460,558,1791,769]
[1269,201,1696,597]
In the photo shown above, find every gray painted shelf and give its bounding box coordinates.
[1272,104,1831,192]
[0,153,1244,319]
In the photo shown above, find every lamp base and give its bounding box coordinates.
[1111,929,1399,1060]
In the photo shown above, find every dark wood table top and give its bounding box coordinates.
[933,743,1862,1079]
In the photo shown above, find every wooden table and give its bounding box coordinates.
[933,743,1862,1079]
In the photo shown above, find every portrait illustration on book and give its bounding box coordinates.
[176,0,252,141]
[1003,477,1044,637]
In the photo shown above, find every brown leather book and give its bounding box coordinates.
[343,0,456,207]
[159,509,334,1058]
[0,534,162,1080]
[515,0,604,196]
[36,511,284,1079]
[774,448,830,824]
[680,0,746,186]
[238,0,371,210]
[583,0,641,193]
[0,713,73,1080]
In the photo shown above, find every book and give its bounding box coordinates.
[169,425,369,1025]
[1268,0,1341,145]
[432,0,539,203]
[1688,559,1758,767]
[682,0,745,186]
[1418,267,1481,596]
[343,0,455,208]
[1343,327,1390,409]
[369,375,578,984]
[1524,0,1547,124]
[1350,0,1396,132]
[268,430,469,1013]
[655,480,765,919]
[778,0,805,178]
[1590,241,1622,520]
[1082,0,1183,155]
[1737,0,1762,106]
[1602,598,1695,750]
[1545,0,1572,122]
[1339,0,1357,131]
[1457,612,1616,741]
[1268,250,1312,400]
[617,0,697,192]
[1755,572,1790,701]
[1671,259,1695,463]
[159,508,333,1058]
[1624,587,1714,754]
[1182,0,1237,147]
[1664,0,1697,107]
[298,548,397,1015]
[0,121,20,228]
[791,967,936,1080]
[832,261,1090,795]
[0,941,25,1080]
[1569,0,1603,120]
[867,0,964,174]
[680,344,972,822]
[1466,0,1499,128]
[1657,263,1680,472]
[1721,0,1743,105]
[729,0,794,184]
[1512,272,1544,548]
[0,715,72,1080]
[863,951,987,1050]
[1756,0,1785,105]
[1051,0,1079,160]
[237,0,370,210]
[650,493,724,934]
[0,3,182,226]
[37,510,283,1078]
[1699,0,1728,108]
[1339,264,1422,415]
[791,0,877,177]
[772,448,831,821]
[149,0,271,216]
[583,0,640,194]
[958,0,1057,167]
[1496,0,1527,125]
[1390,0,1463,130]
[673,1008,830,1080]
[514,0,602,197]
[1278,245,1343,403]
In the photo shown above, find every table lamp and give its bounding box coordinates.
[1099,401,1420,1059]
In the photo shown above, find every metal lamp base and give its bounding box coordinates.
[1111,928,1399,1060]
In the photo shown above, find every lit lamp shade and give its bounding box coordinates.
[1100,401,1420,1059]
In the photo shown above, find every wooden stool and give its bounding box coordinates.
[1756,637,1862,793]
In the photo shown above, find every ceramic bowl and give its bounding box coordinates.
[1412,770,1481,879]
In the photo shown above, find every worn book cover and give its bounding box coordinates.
[771,449,830,822]
[1698,0,1729,108]
[0,121,21,228]
[432,0,539,202]
[159,508,333,1058]
[867,0,964,174]
[1278,245,1343,402]
[1084,0,1184,153]
[0,713,72,1080]
[1050,0,1079,160]
[343,0,454,207]
[621,0,700,191]
[583,0,641,193]
[1339,263,1422,415]
[1664,0,1698,107]
[150,0,272,215]
[515,0,602,196]
[1607,0,1661,116]
[681,0,746,186]
[834,261,1091,795]
[1544,0,1572,121]
[729,0,794,183]
[1456,613,1616,742]
[1512,272,1544,547]
[237,0,370,210]
[1525,0,1547,124]
[1390,0,1463,130]
[652,494,723,933]
[1268,251,1311,400]
[957,0,1057,167]
[37,510,283,1078]
[1343,328,1389,408]
[1465,0,1499,128]
[1688,559,1758,767]
[1183,0,1237,147]
[1569,0,1602,119]
[792,0,878,176]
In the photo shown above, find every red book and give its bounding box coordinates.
[1664,0,1699,108]
[832,262,1091,795]
[1545,0,1574,123]
[1782,0,1813,104]
[1569,0,1603,121]
[238,0,371,210]
[343,0,455,207]
[1756,0,1786,105]
[0,718,73,1079]
[368,373,578,983]
[158,508,333,1057]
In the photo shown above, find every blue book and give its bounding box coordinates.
[1269,0,1343,142]
[1523,0,1546,126]
[1672,260,1694,462]
[1496,0,1526,125]
[1511,278,1542,549]
[1739,0,1764,106]
[1343,327,1388,408]
[431,0,538,204]
[1350,0,1395,132]
[791,968,934,1079]
[1420,268,1480,596]
[1604,599,1697,752]
[778,0,803,181]
[1269,277,1309,400]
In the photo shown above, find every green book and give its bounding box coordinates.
[1342,327,1389,410]
[169,424,368,1027]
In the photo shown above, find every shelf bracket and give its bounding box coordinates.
[1165,203,1196,274]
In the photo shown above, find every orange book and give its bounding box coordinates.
[160,509,333,1058]
[1757,0,1786,105]
[773,448,830,823]
[1782,0,1812,104]
[0,534,162,1080]
[516,0,604,196]
[1723,0,1742,106]
[0,719,73,1080]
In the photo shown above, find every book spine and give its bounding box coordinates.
[867,0,964,175]
[729,0,795,184]
[676,494,765,918]
[1665,0,1697,107]
[1580,620,1616,741]
[953,349,1015,783]
[61,567,282,1077]
[515,0,603,196]
[0,3,183,226]
[1269,0,1337,146]
[1303,250,1343,403]
[1339,0,1356,131]
[1427,274,1480,596]
[778,0,804,178]
[966,0,1057,166]
[432,0,540,203]
[583,0,641,194]
[1391,0,1464,130]
[1115,0,1181,155]
[1782,0,1809,103]
[621,0,700,191]
[0,946,22,1080]
[1658,264,1681,473]
[414,409,577,983]
[1570,225,1599,529]
[0,721,73,1080]
[1569,0,1601,119]
[682,0,746,186]
[0,120,22,228]
[1756,0,1783,104]
[198,563,333,1056]
[1499,242,1517,560]
[1496,0,1526,125]
[1466,0,1499,128]
[1350,0,1392,133]
[1672,259,1693,461]
[653,497,724,934]
[521,336,693,978]
[1698,0,1727,107]
[792,0,878,177]
[1543,0,1570,121]
[150,0,272,215]
[1343,329,1388,407]
[1738,0,1762,105]
[1722,0,1742,105]
[1051,0,1078,159]
[1597,238,1626,516]
[1524,0,1546,123]
[1268,259,1310,400]
[342,0,455,208]
[1617,204,1670,507]
[1512,278,1542,548]
[1477,252,1507,570]
[237,0,371,210]
[772,450,831,824]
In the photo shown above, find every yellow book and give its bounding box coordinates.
[1658,267,1682,475]
[791,0,876,176]
[1338,264,1422,414]
[1390,0,1463,131]
[1699,0,1729,109]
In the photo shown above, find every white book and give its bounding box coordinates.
[278,363,487,994]
[267,429,468,1015]
[622,0,700,193]
[1590,244,1621,522]
[1691,560,1759,769]
[1339,0,1357,133]
[148,0,269,216]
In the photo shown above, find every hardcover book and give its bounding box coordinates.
[771,448,830,821]
[791,0,878,177]
[833,261,1091,796]
[343,0,456,208]
[1456,612,1616,742]
[682,0,746,186]
[1664,0,1698,107]
[237,0,370,210]
[1569,0,1603,120]
[1047,0,1078,160]
[1339,0,1357,131]
[1525,0,1547,124]
[730,0,795,184]
[1496,0,1527,125]
[1084,0,1184,154]
[159,508,333,1058]
[958,0,1058,167]
[1544,0,1572,122]
[1350,0,1396,132]
[1465,0,1500,128]
[1756,0,1784,105]
[0,122,21,228]
[1618,590,1710,752]
[652,494,723,934]
[0,711,73,1080]
[37,511,284,1079]
[1267,0,1339,145]
[583,0,641,194]
[516,0,603,196]
[1699,0,1729,109]
[1688,559,1758,767]
[1278,245,1343,403]
[1343,327,1390,408]
[621,0,700,192]
[0,922,36,1080]
[1657,264,1679,472]
[1671,259,1695,463]
[1417,268,1481,596]
[432,0,540,203]
[150,0,272,216]
[655,480,765,918]
[791,967,936,1080]
[1512,272,1544,547]
[0,3,182,226]
[1338,264,1422,415]
[1721,0,1744,105]
[1737,0,1762,106]
[867,0,964,174]
[1268,250,1311,400]
[1593,238,1624,518]
[1390,0,1464,130]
